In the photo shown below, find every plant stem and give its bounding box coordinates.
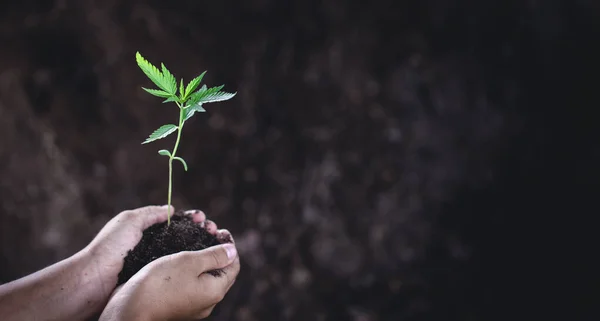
[167,102,186,226]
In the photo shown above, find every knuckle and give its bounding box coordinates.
[137,206,155,215]
[156,251,189,268]
[198,307,214,319]
[152,253,174,269]
[202,281,225,304]
[120,210,136,220]
[175,251,196,266]
[119,205,163,221]
[211,291,225,304]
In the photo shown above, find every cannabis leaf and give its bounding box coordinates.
[142,124,178,144]
[196,91,237,104]
[142,88,172,98]
[162,96,179,104]
[186,85,237,107]
[183,104,206,122]
[135,52,176,95]
[135,51,236,225]
[161,63,177,95]
[184,71,206,99]
[187,85,219,104]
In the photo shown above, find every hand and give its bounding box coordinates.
[99,242,240,321]
[84,205,226,304]
[0,205,234,321]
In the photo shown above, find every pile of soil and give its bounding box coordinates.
[117,211,224,285]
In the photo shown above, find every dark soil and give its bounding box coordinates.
[117,211,224,286]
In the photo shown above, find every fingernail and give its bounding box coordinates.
[217,229,235,243]
[224,244,237,261]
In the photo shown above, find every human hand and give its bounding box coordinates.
[84,205,227,304]
[98,242,240,321]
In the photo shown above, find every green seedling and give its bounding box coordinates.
[135,52,236,225]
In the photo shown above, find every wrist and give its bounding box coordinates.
[65,248,113,317]
[79,245,117,301]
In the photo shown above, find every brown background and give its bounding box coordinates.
[1,0,598,320]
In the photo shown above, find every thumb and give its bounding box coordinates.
[197,243,238,272]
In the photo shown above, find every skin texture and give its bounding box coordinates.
[99,243,240,321]
[0,205,239,321]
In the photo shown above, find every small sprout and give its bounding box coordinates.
[135,52,236,225]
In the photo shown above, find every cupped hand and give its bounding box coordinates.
[84,205,226,304]
[99,242,240,321]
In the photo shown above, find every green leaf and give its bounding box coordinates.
[186,84,216,106]
[196,91,237,104]
[158,149,171,157]
[182,104,206,122]
[142,88,172,98]
[136,52,171,93]
[142,124,178,144]
[173,156,188,171]
[202,85,224,97]
[179,79,185,98]
[161,63,177,95]
[184,71,206,99]
[162,96,179,104]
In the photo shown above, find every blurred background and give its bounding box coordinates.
[1,0,598,320]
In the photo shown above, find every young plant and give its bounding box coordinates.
[135,52,236,225]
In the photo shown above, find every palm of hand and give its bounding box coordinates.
[89,220,148,288]
[84,210,157,299]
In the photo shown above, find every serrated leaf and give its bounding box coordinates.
[184,71,206,99]
[204,85,224,96]
[182,106,194,122]
[162,96,179,104]
[158,149,171,156]
[187,84,220,106]
[173,157,188,171]
[142,124,178,144]
[179,79,185,97]
[136,52,171,93]
[161,63,177,95]
[196,91,237,104]
[182,104,206,122]
[142,88,172,98]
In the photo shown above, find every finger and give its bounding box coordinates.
[124,205,174,229]
[204,220,218,235]
[184,209,207,223]
[216,229,234,244]
[196,243,238,272]
[196,254,240,303]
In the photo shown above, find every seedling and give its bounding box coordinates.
[135,52,235,225]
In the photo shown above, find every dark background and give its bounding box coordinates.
[1,0,598,320]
